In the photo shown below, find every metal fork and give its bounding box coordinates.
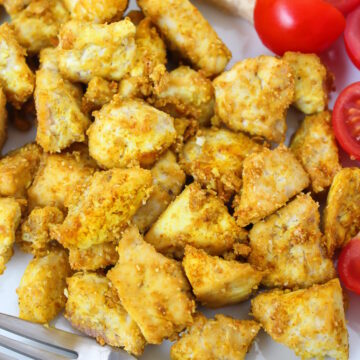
[0,312,124,360]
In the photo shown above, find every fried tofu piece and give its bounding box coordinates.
[88,98,176,169]
[249,193,335,288]
[283,52,331,114]
[35,48,90,153]
[65,272,145,355]
[0,23,34,109]
[17,249,71,323]
[107,226,195,344]
[137,0,231,77]
[52,168,152,249]
[11,0,70,54]
[183,246,262,307]
[27,148,96,210]
[290,111,341,193]
[145,183,247,258]
[133,151,186,233]
[0,198,21,275]
[3,0,31,15]
[58,19,136,83]
[0,86,7,152]
[82,77,118,115]
[213,56,294,142]
[19,206,64,256]
[0,143,42,198]
[180,127,263,202]
[150,66,215,126]
[324,168,360,256]
[251,279,349,360]
[233,145,310,227]
[171,313,260,360]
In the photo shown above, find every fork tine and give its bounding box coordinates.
[0,351,17,360]
[0,333,68,360]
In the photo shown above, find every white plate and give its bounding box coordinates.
[1,1,360,359]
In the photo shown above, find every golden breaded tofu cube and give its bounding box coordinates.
[251,279,349,360]
[35,48,90,153]
[11,0,70,54]
[137,0,231,77]
[324,168,360,256]
[19,206,64,256]
[249,193,335,288]
[183,246,262,308]
[150,65,215,126]
[283,52,331,114]
[68,242,118,271]
[3,0,31,15]
[213,56,294,143]
[107,226,195,344]
[52,168,152,249]
[145,182,247,258]
[133,151,186,233]
[0,198,21,275]
[0,86,7,152]
[180,127,263,202]
[17,249,71,323]
[87,98,176,169]
[65,272,145,356]
[171,313,260,360]
[0,143,41,198]
[63,0,128,23]
[0,23,34,109]
[290,111,341,193]
[58,19,136,83]
[82,77,118,114]
[233,145,310,227]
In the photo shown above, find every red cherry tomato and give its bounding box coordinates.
[333,82,360,160]
[344,5,360,69]
[338,237,360,295]
[325,0,360,14]
[254,0,346,55]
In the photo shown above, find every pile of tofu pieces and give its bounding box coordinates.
[0,0,358,359]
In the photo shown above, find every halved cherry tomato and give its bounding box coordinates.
[338,237,360,295]
[333,82,360,160]
[254,0,346,55]
[344,5,360,69]
[325,0,360,14]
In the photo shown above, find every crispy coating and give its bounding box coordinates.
[171,117,198,154]
[0,23,34,109]
[283,52,331,114]
[180,127,263,202]
[150,65,215,126]
[65,272,145,355]
[11,0,70,54]
[233,145,310,227]
[171,313,260,360]
[249,193,335,288]
[35,48,90,153]
[107,226,195,344]
[17,249,71,323]
[82,77,118,115]
[52,168,152,249]
[19,206,64,256]
[88,98,176,169]
[183,246,262,307]
[213,56,294,142]
[63,0,128,23]
[133,151,185,233]
[324,168,360,256]
[290,111,341,193]
[0,198,21,275]
[137,0,231,77]
[3,0,32,15]
[58,19,136,83]
[0,143,41,198]
[145,182,247,259]
[251,279,349,360]
[0,86,7,152]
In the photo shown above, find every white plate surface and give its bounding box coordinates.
[0,1,360,359]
